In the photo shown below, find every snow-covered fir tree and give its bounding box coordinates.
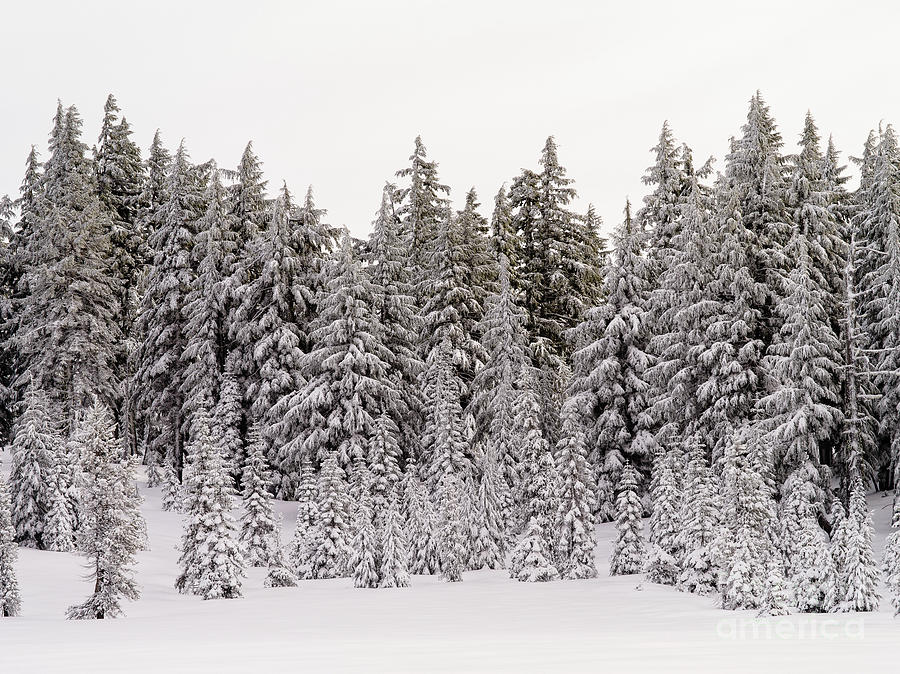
[675,434,721,595]
[379,494,410,588]
[43,450,76,553]
[470,446,507,570]
[401,458,439,575]
[470,253,531,502]
[239,427,279,567]
[758,114,843,506]
[134,140,203,476]
[436,473,467,583]
[839,474,879,611]
[289,457,318,580]
[67,403,144,620]
[511,516,559,583]
[790,498,837,613]
[9,384,57,548]
[234,185,306,478]
[350,491,380,589]
[421,336,470,490]
[569,201,654,516]
[365,184,422,454]
[645,446,683,586]
[15,105,123,427]
[181,162,235,437]
[719,434,776,610]
[609,461,644,576]
[883,500,900,615]
[160,463,182,512]
[310,454,351,579]
[0,476,21,617]
[175,407,244,599]
[394,136,450,282]
[276,230,393,491]
[263,522,297,589]
[555,400,598,579]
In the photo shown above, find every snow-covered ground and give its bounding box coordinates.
[2,453,899,673]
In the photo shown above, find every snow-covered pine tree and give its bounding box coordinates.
[419,208,485,405]
[67,402,144,619]
[862,126,900,491]
[289,457,318,580]
[365,184,422,454]
[369,412,402,515]
[719,434,776,610]
[840,474,879,611]
[455,187,497,348]
[722,92,790,347]
[511,516,559,583]
[379,494,410,588]
[645,446,682,586]
[516,136,603,364]
[394,136,450,283]
[181,162,235,439]
[838,233,878,494]
[470,446,507,570]
[15,105,122,426]
[489,185,519,283]
[421,336,470,490]
[676,434,721,595]
[400,458,439,575]
[555,400,598,579]
[470,253,531,503]
[239,426,279,567]
[569,201,654,515]
[514,382,557,534]
[758,114,843,507]
[94,94,146,355]
[758,549,792,617]
[234,185,306,481]
[130,130,170,462]
[790,500,837,613]
[883,500,900,615]
[436,473,466,583]
[263,522,298,589]
[609,461,643,576]
[276,230,393,491]
[175,406,244,599]
[134,140,203,476]
[639,122,690,290]
[9,384,57,548]
[160,462,182,512]
[43,450,76,552]
[350,492,380,588]
[310,454,351,579]
[645,155,718,476]
[216,369,244,484]
[225,142,269,395]
[0,476,21,617]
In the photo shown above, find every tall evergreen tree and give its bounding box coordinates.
[67,403,144,620]
[569,201,655,514]
[609,461,644,576]
[175,406,244,599]
[9,385,57,548]
[276,231,394,492]
[394,136,450,281]
[0,476,21,617]
[555,401,598,579]
[134,141,202,475]
[239,427,279,567]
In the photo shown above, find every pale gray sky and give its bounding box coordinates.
[0,0,895,237]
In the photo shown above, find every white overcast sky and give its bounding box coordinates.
[0,0,896,238]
